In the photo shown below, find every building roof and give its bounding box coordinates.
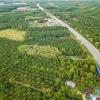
[90,94,100,100]
[96,96,100,100]
[65,80,75,88]
[83,87,94,95]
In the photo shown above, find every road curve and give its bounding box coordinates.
[37,3,100,65]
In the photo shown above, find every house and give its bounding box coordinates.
[89,94,100,100]
[83,87,100,100]
[47,18,61,26]
[83,87,94,95]
[65,80,75,88]
[16,7,33,12]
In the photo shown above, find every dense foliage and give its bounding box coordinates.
[0,2,99,100]
[0,13,28,30]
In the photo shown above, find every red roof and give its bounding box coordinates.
[96,96,100,100]
[83,87,94,95]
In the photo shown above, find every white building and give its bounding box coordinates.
[90,94,100,100]
[65,80,76,89]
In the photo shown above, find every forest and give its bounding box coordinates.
[0,1,100,100]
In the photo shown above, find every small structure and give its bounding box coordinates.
[47,18,61,26]
[16,7,33,12]
[89,94,100,100]
[84,88,100,100]
[65,80,76,89]
[83,87,94,95]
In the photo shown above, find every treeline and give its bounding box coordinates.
[0,4,29,12]
[0,13,28,30]
[0,9,48,31]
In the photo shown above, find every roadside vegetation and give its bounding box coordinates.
[42,1,100,50]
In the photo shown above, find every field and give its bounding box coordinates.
[0,29,25,41]
[42,1,100,50]
[0,1,100,100]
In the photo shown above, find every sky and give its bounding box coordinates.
[0,0,95,1]
[0,0,95,2]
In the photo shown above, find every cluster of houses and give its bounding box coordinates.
[83,87,100,100]
[47,18,61,26]
[65,65,100,100]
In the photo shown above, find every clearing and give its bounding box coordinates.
[0,29,25,41]
[18,44,61,58]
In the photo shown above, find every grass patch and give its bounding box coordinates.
[0,29,25,41]
[18,44,61,58]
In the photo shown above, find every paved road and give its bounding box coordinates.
[37,3,100,65]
